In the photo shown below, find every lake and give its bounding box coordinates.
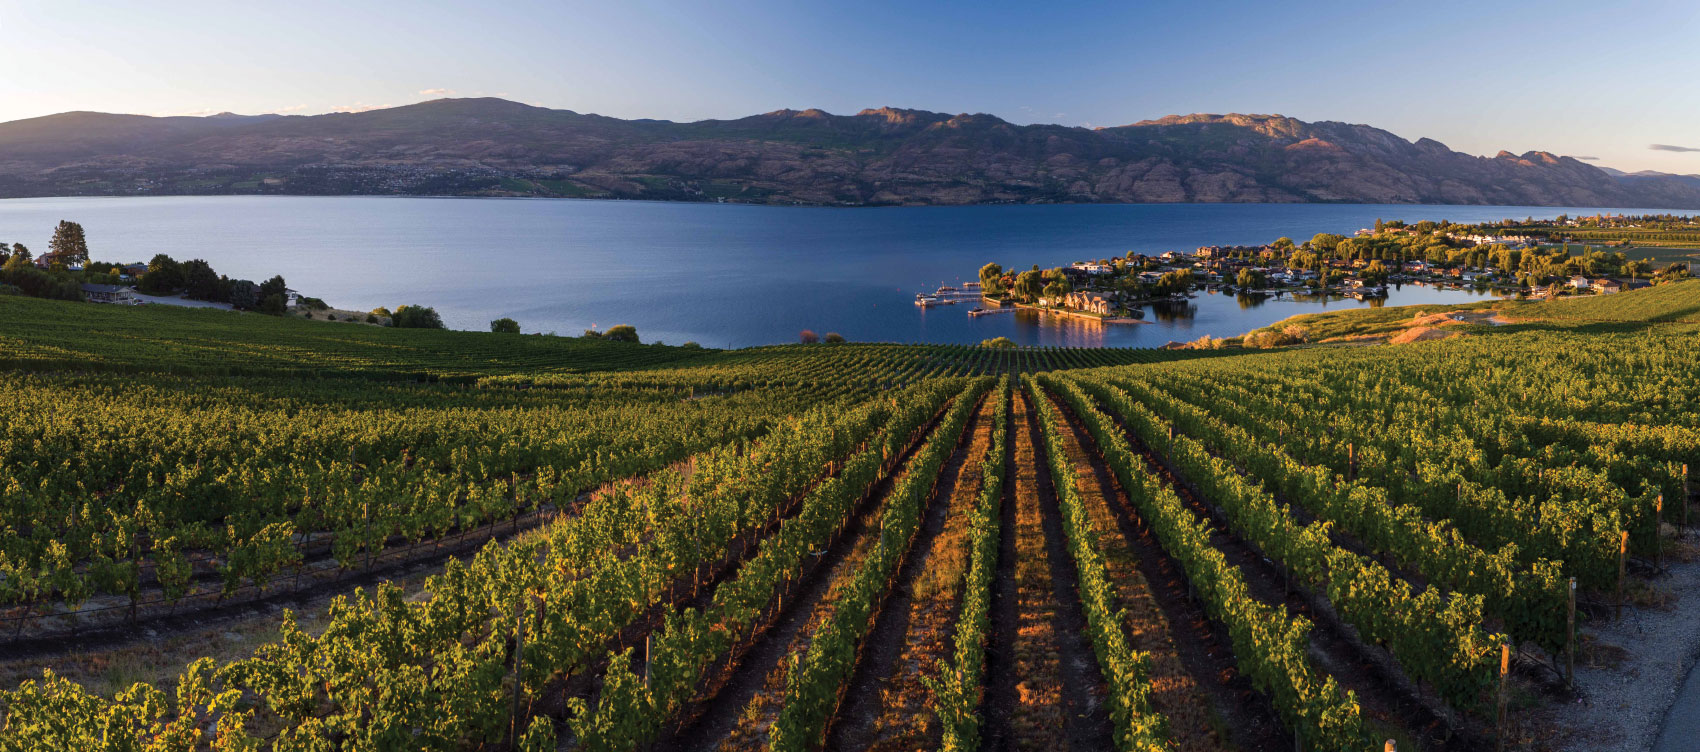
[0,197,1667,347]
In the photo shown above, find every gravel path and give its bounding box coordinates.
[1534,528,1700,752]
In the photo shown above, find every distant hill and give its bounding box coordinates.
[2,98,1697,208]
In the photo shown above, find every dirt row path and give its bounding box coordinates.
[981,389,1114,751]
[1041,388,1246,752]
[657,398,974,752]
[1093,385,1470,751]
[827,394,995,751]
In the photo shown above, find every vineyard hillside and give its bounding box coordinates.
[1,287,1697,752]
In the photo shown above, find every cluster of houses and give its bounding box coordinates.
[1441,233,1537,247]
[1038,289,1116,314]
[1569,275,1633,295]
[1011,232,1662,317]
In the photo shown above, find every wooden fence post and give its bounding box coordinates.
[1616,530,1628,621]
[1684,463,1691,530]
[1566,577,1576,686]
[1497,643,1511,752]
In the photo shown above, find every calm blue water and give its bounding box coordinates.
[0,197,1666,347]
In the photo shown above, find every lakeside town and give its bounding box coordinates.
[955,215,1695,321]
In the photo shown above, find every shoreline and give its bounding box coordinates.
[1,194,1695,213]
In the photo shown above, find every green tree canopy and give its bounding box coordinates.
[392,305,445,329]
[258,275,288,302]
[490,317,521,334]
[603,324,639,343]
[139,254,183,294]
[180,259,224,301]
[1012,269,1044,303]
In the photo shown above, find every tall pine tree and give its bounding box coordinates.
[48,220,90,266]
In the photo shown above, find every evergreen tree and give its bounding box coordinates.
[48,220,90,266]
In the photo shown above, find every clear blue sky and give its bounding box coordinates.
[2,0,1697,173]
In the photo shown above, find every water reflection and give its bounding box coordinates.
[1009,309,1109,347]
[1147,300,1197,322]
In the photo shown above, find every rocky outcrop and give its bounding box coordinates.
[1,99,1694,208]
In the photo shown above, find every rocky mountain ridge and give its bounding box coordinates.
[1,98,1694,208]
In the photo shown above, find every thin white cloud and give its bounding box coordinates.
[1573,155,1599,161]
[269,104,310,114]
[418,88,456,97]
[144,108,222,117]
[1651,144,1700,153]
[329,102,394,114]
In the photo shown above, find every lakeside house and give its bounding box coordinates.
[1064,291,1115,314]
[80,283,139,304]
[1569,275,1591,289]
[1592,279,1623,294]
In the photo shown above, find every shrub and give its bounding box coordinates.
[603,324,639,343]
[681,341,703,349]
[799,329,819,344]
[392,305,446,329]
[490,317,521,334]
[582,329,603,339]
[823,332,845,344]
[979,336,1016,348]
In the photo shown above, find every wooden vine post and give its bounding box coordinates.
[509,590,531,742]
[363,499,373,572]
[1655,494,1664,568]
[1685,463,1692,530]
[1497,643,1511,752]
[1566,577,1576,686]
[1617,530,1629,621]
[1347,442,1356,481]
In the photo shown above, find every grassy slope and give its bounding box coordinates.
[0,295,718,380]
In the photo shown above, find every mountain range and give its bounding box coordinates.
[3,97,1697,209]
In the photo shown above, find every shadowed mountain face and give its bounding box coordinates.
[2,98,1695,208]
